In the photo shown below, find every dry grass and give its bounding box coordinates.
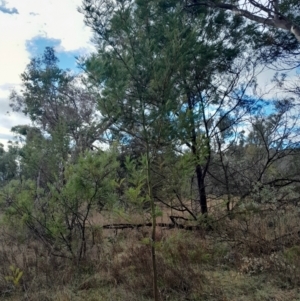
[1,200,300,301]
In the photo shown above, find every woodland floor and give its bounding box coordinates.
[1,199,300,301]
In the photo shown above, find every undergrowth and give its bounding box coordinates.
[1,205,300,301]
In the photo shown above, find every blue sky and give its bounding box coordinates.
[26,36,81,71]
[0,0,296,149]
[0,0,93,147]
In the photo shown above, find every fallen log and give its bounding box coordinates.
[102,222,200,231]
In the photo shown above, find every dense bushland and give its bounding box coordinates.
[1,0,300,300]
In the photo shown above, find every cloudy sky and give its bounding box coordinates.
[0,0,296,150]
[0,0,94,147]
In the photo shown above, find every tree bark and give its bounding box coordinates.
[187,92,208,215]
[195,164,208,214]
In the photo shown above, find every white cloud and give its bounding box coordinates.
[0,0,94,147]
[0,0,93,83]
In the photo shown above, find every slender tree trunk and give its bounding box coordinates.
[195,164,208,214]
[151,206,159,301]
[146,147,159,301]
[142,92,159,300]
[216,135,231,213]
[187,92,208,215]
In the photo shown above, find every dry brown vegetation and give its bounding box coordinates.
[1,200,300,301]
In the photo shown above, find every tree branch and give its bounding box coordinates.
[186,1,300,42]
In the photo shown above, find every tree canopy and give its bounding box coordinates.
[1,1,300,299]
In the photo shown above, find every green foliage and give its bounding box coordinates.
[81,0,259,217]
[284,246,300,263]
[5,265,23,288]
[10,47,72,125]
[1,148,120,260]
[159,231,211,266]
[63,148,120,211]
[123,155,149,209]
[0,142,18,185]
[2,1,300,300]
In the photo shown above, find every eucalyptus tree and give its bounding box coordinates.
[205,95,300,213]
[185,0,300,68]
[245,101,300,188]
[1,48,121,260]
[186,0,300,41]
[10,124,69,190]
[10,47,109,161]
[3,81,119,261]
[0,142,18,186]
